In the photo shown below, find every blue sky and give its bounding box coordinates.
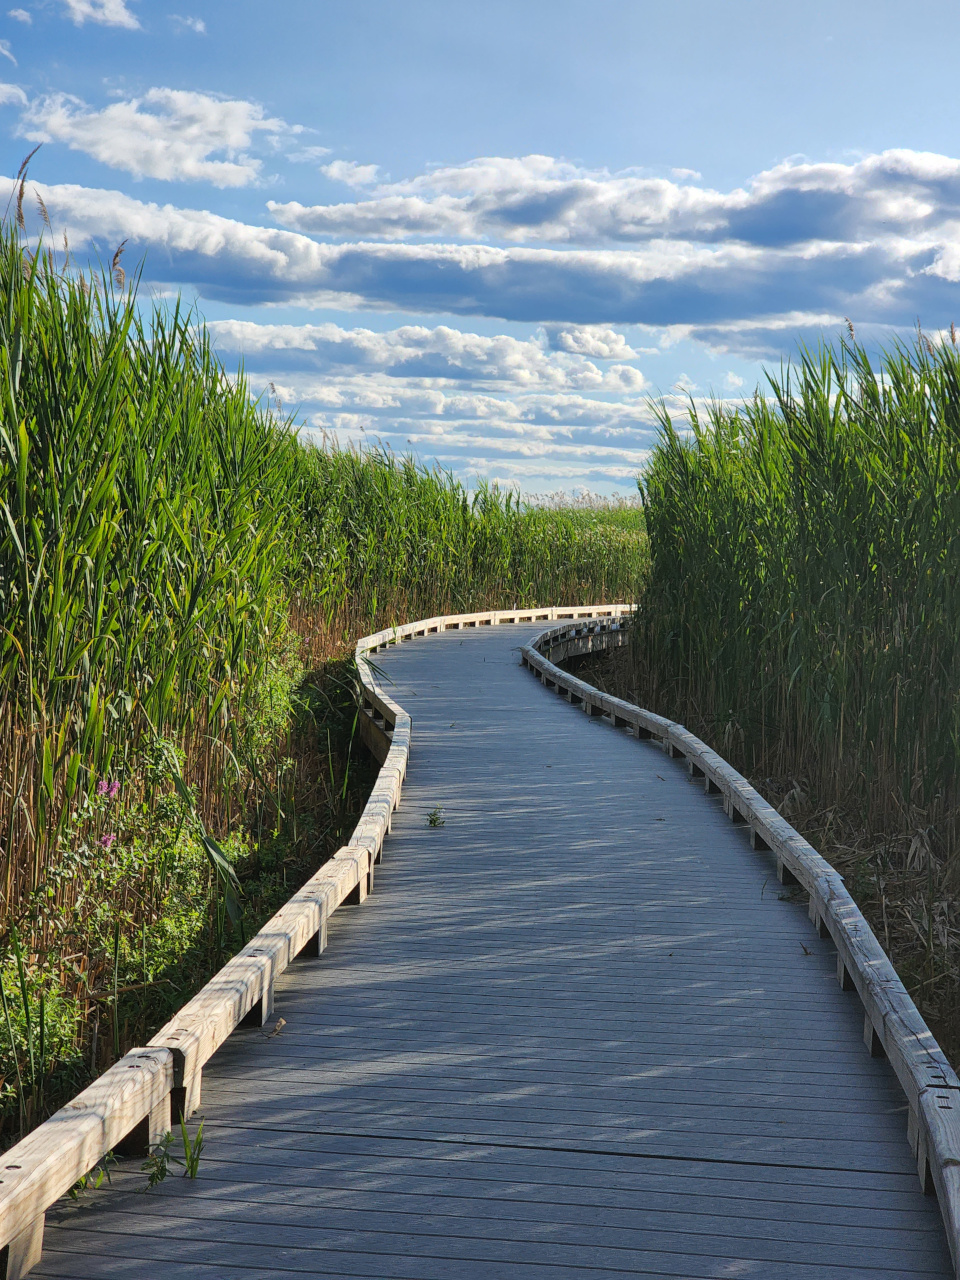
[3,1,960,493]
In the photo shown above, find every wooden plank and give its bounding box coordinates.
[181,1125,940,1201]
[43,1188,954,1269]
[124,1160,946,1226]
[34,1211,952,1278]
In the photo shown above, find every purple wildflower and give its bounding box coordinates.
[97,779,109,796]
[108,780,120,799]
[100,833,116,849]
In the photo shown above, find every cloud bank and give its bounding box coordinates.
[266,150,960,253]
[208,318,656,487]
[8,146,960,358]
[8,145,960,484]
[19,88,290,186]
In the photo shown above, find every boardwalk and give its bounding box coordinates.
[36,624,951,1278]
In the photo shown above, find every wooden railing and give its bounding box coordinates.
[0,604,627,1280]
[523,615,960,1279]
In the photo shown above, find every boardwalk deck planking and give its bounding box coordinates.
[34,625,952,1278]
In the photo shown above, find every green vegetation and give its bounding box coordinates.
[524,489,645,535]
[629,337,960,1055]
[0,218,646,1138]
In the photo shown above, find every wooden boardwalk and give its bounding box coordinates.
[35,624,952,1278]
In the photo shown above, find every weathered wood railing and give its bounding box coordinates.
[522,615,960,1278]
[0,604,627,1280]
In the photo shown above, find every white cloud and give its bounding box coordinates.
[542,324,636,358]
[287,143,331,164]
[19,87,291,186]
[295,378,659,487]
[603,363,647,391]
[322,159,380,186]
[0,82,27,106]
[0,39,17,65]
[267,147,960,275]
[15,145,960,487]
[676,310,850,360]
[7,9,31,23]
[268,153,737,242]
[9,152,960,363]
[61,0,139,28]
[204,317,655,487]
[170,14,205,33]
[1,176,766,315]
[206,318,646,393]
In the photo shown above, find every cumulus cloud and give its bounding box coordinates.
[541,324,636,358]
[61,0,139,28]
[18,87,291,186]
[0,175,758,316]
[268,153,737,242]
[9,148,960,364]
[207,318,646,391]
[675,310,852,360]
[22,141,960,484]
[267,148,960,266]
[321,159,380,186]
[0,172,938,340]
[295,380,658,488]
[205,317,654,488]
[7,9,31,23]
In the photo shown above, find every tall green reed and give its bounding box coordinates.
[0,216,646,1128]
[634,337,960,1044]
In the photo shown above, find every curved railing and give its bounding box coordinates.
[0,604,626,1279]
[522,615,960,1278]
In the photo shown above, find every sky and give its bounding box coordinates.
[3,1,960,494]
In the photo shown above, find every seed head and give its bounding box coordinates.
[111,239,128,290]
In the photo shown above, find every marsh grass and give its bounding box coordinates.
[0,213,647,1136]
[612,337,960,1058]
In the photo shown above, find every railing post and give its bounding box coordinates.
[1,1214,44,1280]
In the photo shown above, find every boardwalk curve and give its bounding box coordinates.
[4,610,957,1278]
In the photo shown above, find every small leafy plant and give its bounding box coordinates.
[141,1117,204,1188]
[426,806,445,828]
[68,1151,116,1200]
[141,1130,175,1188]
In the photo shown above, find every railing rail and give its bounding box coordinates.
[522,616,960,1279]
[0,603,628,1280]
